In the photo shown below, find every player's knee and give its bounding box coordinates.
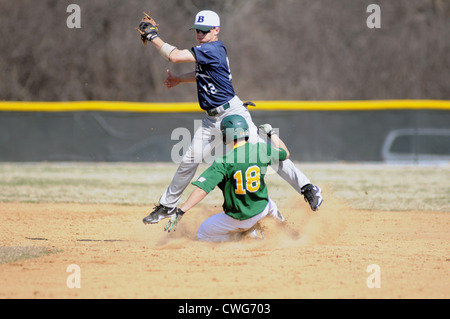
[197,223,212,241]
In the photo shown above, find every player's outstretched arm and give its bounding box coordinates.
[270,134,290,160]
[151,37,196,63]
[164,187,207,232]
[179,187,208,213]
[136,11,196,63]
[259,124,290,160]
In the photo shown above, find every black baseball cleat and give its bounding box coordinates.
[301,184,323,211]
[143,204,177,224]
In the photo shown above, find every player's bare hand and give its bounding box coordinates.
[164,69,181,89]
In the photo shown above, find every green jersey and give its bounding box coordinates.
[192,142,287,220]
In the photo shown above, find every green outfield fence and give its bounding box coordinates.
[0,100,449,162]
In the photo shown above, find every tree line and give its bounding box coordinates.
[0,0,449,102]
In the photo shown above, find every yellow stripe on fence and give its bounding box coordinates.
[0,101,199,113]
[255,100,450,111]
[0,100,449,112]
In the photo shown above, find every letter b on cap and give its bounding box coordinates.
[197,16,204,23]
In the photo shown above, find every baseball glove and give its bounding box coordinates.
[136,11,159,45]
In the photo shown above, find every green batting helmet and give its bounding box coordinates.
[220,115,249,144]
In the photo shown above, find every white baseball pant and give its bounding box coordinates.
[197,197,281,242]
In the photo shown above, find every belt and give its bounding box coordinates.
[205,103,230,116]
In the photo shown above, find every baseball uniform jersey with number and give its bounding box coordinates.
[190,40,234,110]
[192,141,287,241]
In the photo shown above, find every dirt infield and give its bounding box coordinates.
[0,194,448,299]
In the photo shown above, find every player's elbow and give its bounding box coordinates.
[169,49,196,64]
[168,54,183,64]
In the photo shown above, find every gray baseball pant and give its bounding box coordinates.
[159,95,311,208]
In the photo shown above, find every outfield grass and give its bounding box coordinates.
[0,162,448,212]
